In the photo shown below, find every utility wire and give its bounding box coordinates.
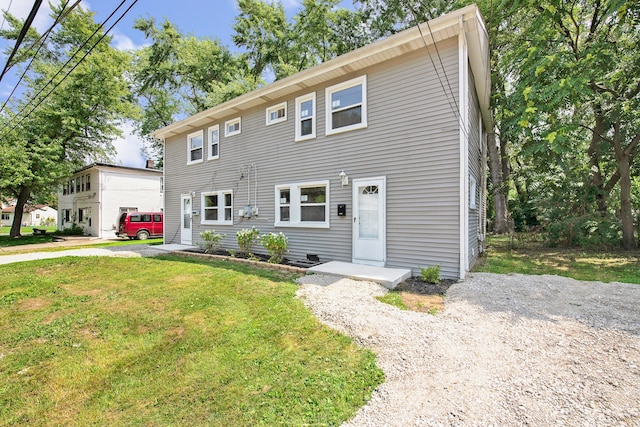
[407,4,470,140]
[0,0,15,31]
[0,0,82,115]
[1,0,137,138]
[0,0,42,84]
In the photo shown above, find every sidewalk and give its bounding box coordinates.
[0,236,118,254]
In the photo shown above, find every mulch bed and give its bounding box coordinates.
[395,276,457,296]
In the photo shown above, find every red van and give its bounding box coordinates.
[116,212,163,240]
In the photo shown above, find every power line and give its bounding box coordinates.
[1,0,138,138]
[0,0,15,31]
[0,0,82,115]
[0,0,43,84]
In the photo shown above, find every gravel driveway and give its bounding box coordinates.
[296,273,640,426]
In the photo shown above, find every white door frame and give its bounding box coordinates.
[180,194,192,245]
[352,176,386,266]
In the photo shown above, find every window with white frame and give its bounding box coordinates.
[295,93,316,141]
[201,190,233,225]
[85,174,91,191]
[187,130,204,164]
[275,181,329,228]
[225,117,241,137]
[266,102,287,126]
[470,175,477,209]
[208,125,219,160]
[325,75,367,135]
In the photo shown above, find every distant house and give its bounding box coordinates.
[57,163,163,238]
[1,204,58,227]
[152,5,492,279]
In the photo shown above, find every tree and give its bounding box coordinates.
[133,18,254,162]
[0,3,137,237]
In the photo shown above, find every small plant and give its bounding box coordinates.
[260,232,288,263]
[198,230,226,254]
[421,265,441,284]
[236,227,260,256]
[227,249,236,257]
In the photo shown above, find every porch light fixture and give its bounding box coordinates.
[339,170,349,186]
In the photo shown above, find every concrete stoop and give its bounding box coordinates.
[308,261,411,289]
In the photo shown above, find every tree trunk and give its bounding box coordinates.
[487,132,510,233]
[10,186,30,238]
[612,125,637,250]
[588,107,607,213]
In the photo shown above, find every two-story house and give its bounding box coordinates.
[152,5,491,279]
[57,163,163,238]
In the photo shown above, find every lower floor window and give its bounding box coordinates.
[201,190,233,225]
[275,181,329,228]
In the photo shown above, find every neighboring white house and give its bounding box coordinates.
[152,5,491,279]
[57,163,163,238]
[1,204,58,227]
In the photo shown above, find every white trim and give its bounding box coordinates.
[274,180,330,228]
[266,101,287,126]
[225,117,241,137]
[352,176,386,267]
[186,130,204,165]
[207,125,220,160]
[295,93,316,142]
[201,190,233,225]
[325,75,367,136]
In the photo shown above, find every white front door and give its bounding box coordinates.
[352,177,386,266]
[181,194,192,245]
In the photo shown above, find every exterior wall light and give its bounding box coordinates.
[339,170,349,186]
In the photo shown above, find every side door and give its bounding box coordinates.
[180,195,192,245]
[352,177,386,266]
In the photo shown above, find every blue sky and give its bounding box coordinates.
[0,0,355,168]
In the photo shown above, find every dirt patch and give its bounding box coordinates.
[63,288,102,297]
[399,292,444,313]
[20,297,51,311]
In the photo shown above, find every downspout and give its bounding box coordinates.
[458,17,469,279]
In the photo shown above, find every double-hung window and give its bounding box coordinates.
[325,75,367,135]
[201,190,233,225]
[295,93,316,141]
[275,181,329,228]
[266,102,287,125]
[86,174,91,191]
[187,130,204,164]
[225,117,241,137]
[208,125,219,160]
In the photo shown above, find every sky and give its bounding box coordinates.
[0,0,354,168]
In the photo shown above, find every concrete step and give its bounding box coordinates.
[307,261,412,289]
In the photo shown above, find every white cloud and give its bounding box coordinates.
[111,30,147,51]
[111,122,146,168]
[0,0,53,33]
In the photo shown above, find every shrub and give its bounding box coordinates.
[545,214,621,248]
[260,232,288,263]
[56,224,84,236]
[198,230,226,254]
[236,227,260,255]
[421,265,440,284]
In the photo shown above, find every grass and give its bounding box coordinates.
[0,233,163,250]
[0,226,58,235]
[473,234,640,284]
[376,291,444,314]
[0,256,383,426]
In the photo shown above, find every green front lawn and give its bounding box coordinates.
[0,256,383,426]
[473,234,640,284]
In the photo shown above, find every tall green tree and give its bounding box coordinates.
[0,3,137,238]
[133,18,254,162]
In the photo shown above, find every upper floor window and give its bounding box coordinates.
[201,190,233,225]
[208,125,220,160]
[70,179,75,194]
[81,175,86,192]
[325,75,367,135]
[225,117,241,137]
[187,130,204,165]
[295,93,316,142]
[266,102,287,126]
[76,178,81,193]
[274,180,329,228]
[85,174,91,191]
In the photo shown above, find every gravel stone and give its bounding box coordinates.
[295,273,640,426]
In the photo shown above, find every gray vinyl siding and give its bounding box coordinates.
[164,37,463,278]
[467,68,482,269]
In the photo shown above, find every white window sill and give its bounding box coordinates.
[274,221,329,229]
[326,122,367,136]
